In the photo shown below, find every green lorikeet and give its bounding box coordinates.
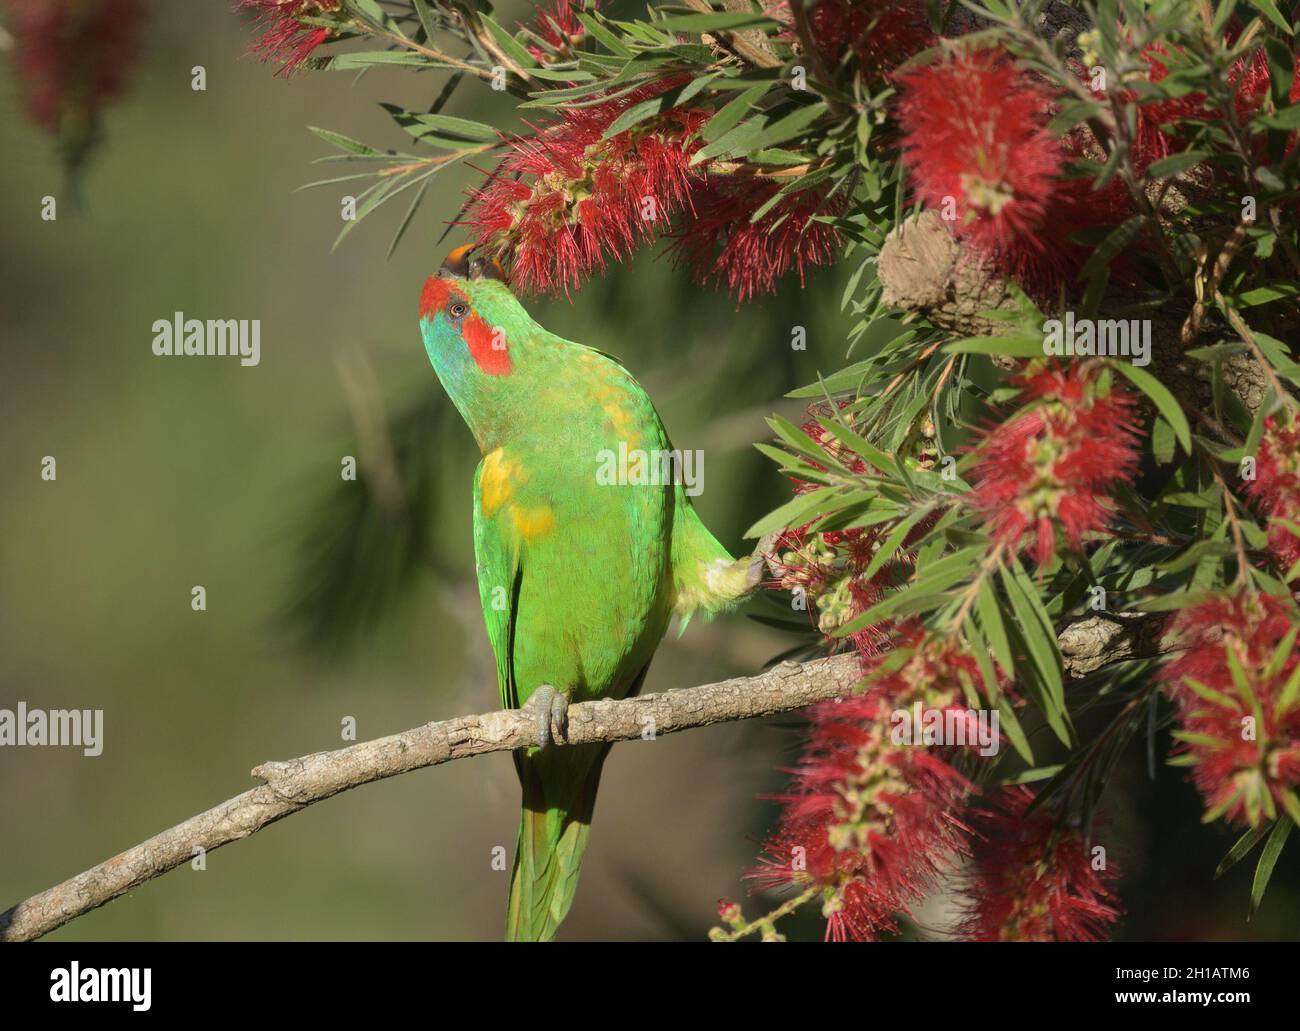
[419,245,764,941]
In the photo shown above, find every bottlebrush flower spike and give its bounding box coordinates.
[868,621,998,722]
[465,79,708,296]
[958,786,1121,941]
[747,703,972,941]
[896,49,1064,260]
[1243,408,1300,580]
[238,0,339,74]
[1130,38,1300,173]
[527,0,604,60]
[6,0,144,135]
[671,180,844,303]
[765,406,916,663]
[968,362,1140,566]
[1128,43,1214,172]
[768,0,933,79]
[1159,591,1300,828]
[747,624,988,940]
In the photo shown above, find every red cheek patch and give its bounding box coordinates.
[419,277,453,319]
[464,313,512,375]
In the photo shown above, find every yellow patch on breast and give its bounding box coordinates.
[480,448,516,516]
[511,503,555,541]
[602,401,641,450]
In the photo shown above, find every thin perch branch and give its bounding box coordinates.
[1,607,1165,943]
[0,654,863,943]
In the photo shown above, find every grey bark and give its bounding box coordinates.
[0,654,862,943]
[0,604,1166,943]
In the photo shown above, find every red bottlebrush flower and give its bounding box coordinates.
[968,362,1141,565]
[670,180,843,303]
[958,786,1122,941]
[763,405,915,662]
[1131,40,1299,172]
[238,0,339,74]
[868,621,988,712]
[748,624,993,940]
[1243,408,1300,579]
[747,701,972,941]
[527,0,604,59]
[768,517,896,663]
[896,49,1064,262]
[813,0,932,73]
[1128,43,1213,173]
[5,0,144,134]
[466,78,708,296]
[1117,30,1300,182]
[768,0,933,78]
[1160,591,1300,828]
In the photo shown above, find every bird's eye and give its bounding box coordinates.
[449,302,468,319]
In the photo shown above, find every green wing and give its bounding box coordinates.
[472,458,521,711]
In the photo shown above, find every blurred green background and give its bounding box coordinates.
[0,1,1294,941]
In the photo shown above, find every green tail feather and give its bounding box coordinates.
[507,743,609,942]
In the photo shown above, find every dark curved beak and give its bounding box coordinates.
[438,244,507,283]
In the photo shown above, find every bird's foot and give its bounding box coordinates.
[747,531,781,591]
[524,684,569,749]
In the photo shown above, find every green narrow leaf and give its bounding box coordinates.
[480,13,540,69]
[974,577,1014,675]
[652,12,779,31]
[386,176,430,260]
[349,0,402,34]
[1078,215,1148,282]
[833,559,975,636]
[1151,416,1175,464]
[1000,562,1070,744]
[315,50,431,70]
[1246,0,1292,34]
[815,417,897,477]
[1254,104,1300,130]
[862,508,931,581]
[743,487,872,540]
[700,82,772,143]
[1146,150,1210,178]
[1235,282,1300,306]
[309,126,384,156]
[576,12,634,56]
[768,416,863,477]
[380,104,499,146]
[752,102,826,150]
[1249,818,1293,918]
[693,114,767,162]
[412,0,438,42]
[943,334,1045,358]
[601,80,700,139]
[1111,360,1192,453]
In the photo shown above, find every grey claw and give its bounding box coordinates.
[748,532,780,590]
[525,685,568,749]
[527,685,556,749]
[549,691,569,745]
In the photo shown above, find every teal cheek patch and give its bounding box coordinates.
[419,314,442,367]
[420,314,473,395]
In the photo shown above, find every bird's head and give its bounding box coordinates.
[418,245,534,442]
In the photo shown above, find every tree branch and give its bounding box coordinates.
[683,0,783,69]
[0,654,863,943]
[1,606,1173,943]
